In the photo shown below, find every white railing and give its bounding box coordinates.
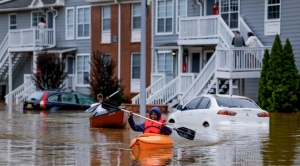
[64,74,75,91]
[131,74,166,104]
[180,52,217,105]
[179,15,219,39]
[9,28,55,48]
[239,17,263,47]
[0,34,9,70]
[218,17,235,47]
[146,74,195,105]
[216,47,271,71]
[5,79,35,105]
[179,15,234,47]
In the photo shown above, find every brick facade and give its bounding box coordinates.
[91,4,152,103]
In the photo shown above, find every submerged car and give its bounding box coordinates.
[168,94,269,129]
[23,90,96,111]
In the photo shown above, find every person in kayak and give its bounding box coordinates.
[128,107,172,135]
[91,94,109,116]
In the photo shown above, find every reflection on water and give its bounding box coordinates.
[131,148,173,166]
[1,104,300,165]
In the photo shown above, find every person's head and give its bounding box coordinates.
[40,17,46,23]
[248,32,254,37]
[149,107,162,120]
[97,93,103,103]
[236,31,241,36]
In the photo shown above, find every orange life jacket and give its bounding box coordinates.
[144,118,166,134]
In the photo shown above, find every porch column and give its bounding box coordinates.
[229,79,233,95]
[216,78,219,94]
[8,52,12,93]
[242,79,245,96]
[33,51,37,74]
[178,46,183,75]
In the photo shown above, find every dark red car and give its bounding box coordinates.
[23,90,96,111]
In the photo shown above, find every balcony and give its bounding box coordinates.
[8,28,55,52]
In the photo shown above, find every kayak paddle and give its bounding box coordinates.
[84,90,119,113]
[102,100,196,140]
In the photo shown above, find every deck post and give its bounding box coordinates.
[229,79,233,95]
[8,52,12,93]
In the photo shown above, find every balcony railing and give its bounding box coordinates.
[9,28,55,49]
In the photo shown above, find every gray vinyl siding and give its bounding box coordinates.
[244,78,259,103]
[12,54,31,89]
[241,0,300,71]
[153,0,202,47]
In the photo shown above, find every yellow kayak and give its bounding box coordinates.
[130,133,174,150]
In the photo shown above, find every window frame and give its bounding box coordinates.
[76,5,91,39]
[76,54,90,86]
[157,51,173,73]
[9,13,17,30]
[31,11,44,27]
[176,0,187,34]
[102,5,111,32]
[220,0,240,30]
[131,52,141,80]
[65,7,75,40]
[132,3,141,30]
[264,0,281,35]
[155,0,174,35]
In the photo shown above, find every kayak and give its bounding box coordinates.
[90,110,128,128]
[130,133,174,150]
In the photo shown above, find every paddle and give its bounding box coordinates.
[102,100,196,140]
[84,90,119,113]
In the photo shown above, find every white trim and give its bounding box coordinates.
[101,5,111,43]
[75,53,91,86]
[264,0,281,36]
[131,52,141,92]
[176,0,187,34]
[219,0,240,30]
[65,7,75,40]
[8,13,17,30]
[155,0,174,35]
[76,5,91,40]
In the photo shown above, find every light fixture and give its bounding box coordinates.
[172,50,177,56]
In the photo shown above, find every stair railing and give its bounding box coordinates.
[146,73,195,105]
[131,73,166,104]
[239,16,263,47]
[180,52,217,105]
[5,79,35,105]
[0,34,9,69]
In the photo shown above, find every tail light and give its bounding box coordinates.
[40,92,49,109]
[257,112,269,117]
[217,110,236,116]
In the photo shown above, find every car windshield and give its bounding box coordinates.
[215,97,260,108]
[27,91,45,100]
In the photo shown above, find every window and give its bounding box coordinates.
[66,7,75,40]
[267,0,280,20]
[9,14,17,30]
[32,11,43,27]
[264,0,280,35]
[77,6,90,38]
[176,0,187,33]
[157,52,173,73]
[198,97,210,109]
[102,6,111,31]
[184,97,203,110]
[132,3,141,30]
[76,54,90,85]
[131,53,140,92]
[220,0,239,29]
[156,0,173,34]
[131,53,140,79]
[102,53,111,66]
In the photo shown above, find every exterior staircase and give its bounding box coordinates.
[132,15,267,107]
[1,28,55,105]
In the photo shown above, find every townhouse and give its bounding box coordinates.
[0,0,92,104]
[132,0,300,106]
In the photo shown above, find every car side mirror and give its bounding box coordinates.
[177,104,183,111]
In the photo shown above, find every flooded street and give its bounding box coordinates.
[1,103,300,165]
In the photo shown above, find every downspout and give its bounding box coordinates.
[115,0,121,81]
[51,7,58,46]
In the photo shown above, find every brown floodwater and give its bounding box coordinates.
[1,103,300,165]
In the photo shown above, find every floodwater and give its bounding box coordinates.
[1,103,300,166]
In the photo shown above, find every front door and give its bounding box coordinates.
[46,11,54,28]
[191,53,200,73]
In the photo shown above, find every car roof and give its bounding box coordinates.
[198,94,250,99]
